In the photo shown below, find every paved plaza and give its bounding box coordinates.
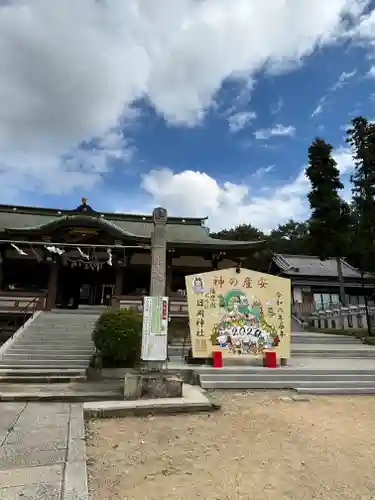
[0,402,87,499]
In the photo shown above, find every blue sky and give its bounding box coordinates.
[1,0,375,231]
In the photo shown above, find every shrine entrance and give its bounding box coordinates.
[56,263,116,308]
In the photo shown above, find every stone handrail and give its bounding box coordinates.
[0,293,46,312]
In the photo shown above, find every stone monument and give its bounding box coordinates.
[149,207,168,297]
[123,207,183,400]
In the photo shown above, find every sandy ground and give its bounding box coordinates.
[86,391,375,500]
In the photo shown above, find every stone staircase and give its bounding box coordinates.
[198,365,375,394]
[168,331,375,359]
[169,329,375,394]
[0,311,99,382]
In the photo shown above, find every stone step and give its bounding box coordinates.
[3,353,93,361]
[14,340,94,345]
[296,387,375,395]
[200,380,375,390]
[24,335,94,340]
[292,337,361,344]
[0,368,86,376]
[30,320,97,325]
[9,342,94,351]
[8,348,94,355]
[0,360,91,367]
[24,328,94,332]
[292,351,375,358]
[199,373,375,382]
[48,310,104,316]
[0,392,120,402]
[25,328,95,332]
[0,375,86,383]
[0,363,90,369]
[196,368,375,376]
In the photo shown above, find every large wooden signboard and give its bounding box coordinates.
[185,268,291,360]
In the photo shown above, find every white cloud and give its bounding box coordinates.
[310,68,357,119]
[0,0,370,199]
[140,147,355,232]
[271,98,284,115]
[252,165,275,179]
[254,124,296,140]
[367,66,375,78]
[311,96,327,117]
[228,111,256,133]
[330,69,357,91]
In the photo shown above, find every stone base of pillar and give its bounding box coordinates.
[123,371,183,400]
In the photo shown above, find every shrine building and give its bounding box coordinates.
[0,199,263,315]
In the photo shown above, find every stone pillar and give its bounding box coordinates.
[351,314,358,328]
[46,260,59,310]
[144,207,168,370]
[149,207,167,296]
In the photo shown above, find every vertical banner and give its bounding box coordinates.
[185,268,291,360]
[141,296,169,361]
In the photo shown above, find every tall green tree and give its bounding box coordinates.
[347,117,375,333]
[305,137,351,311]
[347,117,375,271]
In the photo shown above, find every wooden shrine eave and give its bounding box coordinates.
[2,214,149,243]
[0,239,150,250]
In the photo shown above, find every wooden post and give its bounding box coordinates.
[46,260,59,310]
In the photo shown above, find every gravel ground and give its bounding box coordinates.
[86,391,375,500]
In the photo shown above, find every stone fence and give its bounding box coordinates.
[310,305,375,330]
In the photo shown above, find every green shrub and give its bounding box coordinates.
[92,308,142,368]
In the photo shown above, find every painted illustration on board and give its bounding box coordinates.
[186,268,291,359]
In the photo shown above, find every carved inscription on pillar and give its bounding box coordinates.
[150,207,167,297]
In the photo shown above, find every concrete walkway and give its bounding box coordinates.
[0,402,87,499]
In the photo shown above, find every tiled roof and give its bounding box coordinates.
[0,205,260,249]
[273,254,363,279]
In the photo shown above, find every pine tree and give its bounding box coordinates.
[347,117,375,270]
[305,138,351,313]
[347,117,375,334]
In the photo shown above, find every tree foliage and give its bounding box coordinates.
[305,138,351,259]
[347,116,375,272]
[211,224,264,241]
[305,137,352,307]
[209,118,375,279]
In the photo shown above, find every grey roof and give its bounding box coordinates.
[0,205,260,248]
[273,254,364,279]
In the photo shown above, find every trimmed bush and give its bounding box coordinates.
[92,308,142,368]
